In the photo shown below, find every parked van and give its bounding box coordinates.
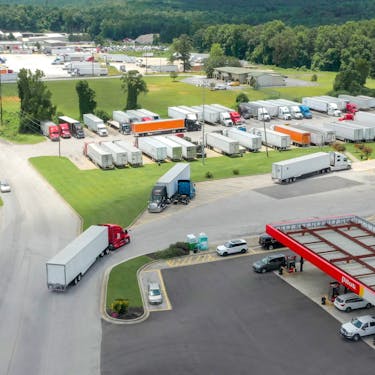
[252,254,286,273]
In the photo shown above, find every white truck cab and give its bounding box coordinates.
[340,315,375,341]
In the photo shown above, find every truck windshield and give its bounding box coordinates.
[351,318,363,328]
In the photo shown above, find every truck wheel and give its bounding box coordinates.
[77,274,82,281]
[100,251,105,257]
[105,248,110,255]
[353,334,360,342]
[126,238,131,244]
[74,277,79,285]
[268,245,274,250]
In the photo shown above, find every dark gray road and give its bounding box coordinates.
[101,256,375,374]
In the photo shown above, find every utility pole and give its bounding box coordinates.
[263,107,269,158]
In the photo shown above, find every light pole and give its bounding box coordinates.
[262,107,269,158]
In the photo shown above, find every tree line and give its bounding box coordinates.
[1,5,375,77]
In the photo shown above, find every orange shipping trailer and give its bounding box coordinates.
[132,118,186,136]
[272,124,310,146]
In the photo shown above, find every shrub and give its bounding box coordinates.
[205,171,213,179]
[233,169,240,175]
[110,298,129,315]
[150,241,190,259]
[311,74,318,82]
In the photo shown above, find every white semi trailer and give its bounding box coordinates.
[137,137,167,162]
[113,140,143,167]
[206,132,240,156]
[154,136,183,161]
[272,152,351,184]
[323,122,364,142]
[84,142,114,169]
[100,141,128,167]
[355,111,375,125]
[165,135,197,160]
[223,128,261,151]
[83,113,108,136]
[302,97,341,116]
[249,127,291,150]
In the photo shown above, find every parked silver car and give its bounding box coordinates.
[147,282,163,305]
[334,292,372,312]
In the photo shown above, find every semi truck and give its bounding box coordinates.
[206,132,241,156]
[302,97,342,116]
[153,136,183,161]
[195,105,223,125]
[83,113,108,136]
[249,127,291,150]
[83,142,114,169]
[272,99,304,119]
[71,66,108,77]
[271,124,311,146]
[223,127,261,152]
[338,95,371,110]
[113,140,143,167]
[251,100,279,118]
[59,123,71,138]
[99,141,128,167]
[112,110,132,134]
[323,122,364,142]
[319,95,357,114]
[165,135,197,160]
[58,115,85,138]
[299,105,313,119]
[167,107,201,131]
[136,137,167,162]
[40,121,60,141]
[131,118,186,136]
[46,224,130,291]
[264,100,292,120]
[271,151,351,184]
[179,105,204,121]
[238,102,271,121]
[148,163,194,213]
[209,104,243,125]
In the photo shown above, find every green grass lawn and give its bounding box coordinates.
[106,255,151,310]
[30,146,333,229]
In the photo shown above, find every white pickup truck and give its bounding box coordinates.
[340,315,375,341]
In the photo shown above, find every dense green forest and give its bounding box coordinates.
[1,1,375,77]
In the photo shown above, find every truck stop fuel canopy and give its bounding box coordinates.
[266,215,375,306]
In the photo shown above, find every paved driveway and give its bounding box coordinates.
[101,255,375,375]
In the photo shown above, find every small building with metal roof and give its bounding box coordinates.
[266,215,375,306]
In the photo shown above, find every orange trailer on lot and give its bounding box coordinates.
[132,118,186,136]
[271,124,310,146]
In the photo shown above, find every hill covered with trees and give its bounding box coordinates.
[2,0,375,28]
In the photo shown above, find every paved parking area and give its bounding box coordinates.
[101,253,375,375]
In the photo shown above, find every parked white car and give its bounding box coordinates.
[0,180,11,193]
[334,293,372,312]
[147,282,163,305]
[340,315,375,341]
[216,239,248,256]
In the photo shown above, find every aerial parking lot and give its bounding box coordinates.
[101,254,375,375]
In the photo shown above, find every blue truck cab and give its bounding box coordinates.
[299,105,312,119]
[177,180,196,199]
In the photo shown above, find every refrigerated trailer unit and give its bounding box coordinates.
[165,135,197,160]
[84,142,114,169]
[249,127,291,150]
[136,137,167,162]
[223,127,261,151]
[323,122,364,142]
[99,141,128,167]
[113,140,143,167]
[206,132,240,156]
[153,136,183,161]
[272,152,351,184]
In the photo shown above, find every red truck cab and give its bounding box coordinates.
[141,116,153,122]
[229,111,243,124]
[346,102,358,114]
[339,113,354,121]
[59,123,71,138]
[49,125,60,141]
[100,224,130,250]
